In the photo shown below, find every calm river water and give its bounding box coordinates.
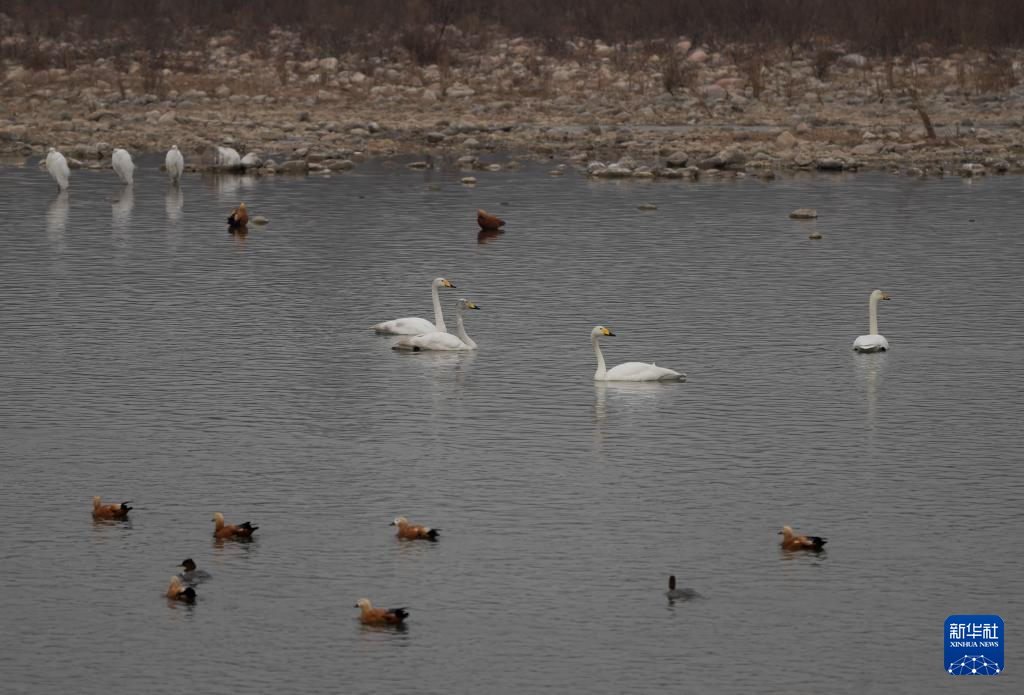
[0,158,1021,693]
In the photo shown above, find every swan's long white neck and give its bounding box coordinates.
[868,293,880,335]
[455,305,476,348]
[431,283,447,333]
[592,334,607,378]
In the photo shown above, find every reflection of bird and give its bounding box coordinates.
[355,598,408,626]
[477,208,505,230]
[92,496,132,519]
[112,148,135,185]
[373,277,456,335]
[213,512,258,540]
[393,299,479,351]
[390,516,440,540]
[590,326,685,381]
[166,576,197,603]
[227,202,248,227]
[477,229,503,244]
[46,147,70,191]
[166,145,184,184]
[178,558,212,584]
[853,289,891,352]
[779,525,827,551]
[666,575,699,601]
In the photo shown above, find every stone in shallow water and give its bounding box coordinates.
[637,203,658,210]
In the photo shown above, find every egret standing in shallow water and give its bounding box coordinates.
[112,148,135,185]
[165,145,184,184]
[46,147,70,191]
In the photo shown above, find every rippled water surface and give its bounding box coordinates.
[1,160,1022,693]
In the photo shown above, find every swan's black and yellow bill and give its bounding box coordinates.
[441,279,456,288]
[880,292,891,300]
[466,302,480,310]
[601,327,615,337]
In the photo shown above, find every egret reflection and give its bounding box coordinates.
[46,190,69,245]
[165,185,184,223]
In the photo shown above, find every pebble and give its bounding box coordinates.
[637,203,658,210]
[461,176,477,185]
[790,208,819,219]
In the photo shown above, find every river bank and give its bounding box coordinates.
[4,31,1024,178]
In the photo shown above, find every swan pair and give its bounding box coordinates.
[373,277,481,351]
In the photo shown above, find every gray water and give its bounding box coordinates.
[1,159,1021,694]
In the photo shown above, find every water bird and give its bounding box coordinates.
[389,516,440,540]
[590,326,685,381]
[477,209,505,230]
[178,558,212,584]
[216,146,242,169]
[92,496,132,519]
[372,277,456,335]
[779,526,827,551]
[227,202,248,227]
[166,145,185,184]
[355,598,409,626]
[392,299,479,351]
[666,575,699,601]
[212,512,258,540]
[46,147,70,191]
[112,148,135,185]
[166,576,197,603]
[853,289,891,352]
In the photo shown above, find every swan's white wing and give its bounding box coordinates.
[853,334,889,352]
[393,331,469,351]
[605,361,684,382]
[373,317,437,335]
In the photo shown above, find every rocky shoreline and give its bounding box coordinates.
[4,31,1024,179]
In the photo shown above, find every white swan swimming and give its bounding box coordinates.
[393,299,479,351]
[373,277,456,335]
[853,289,891,352]
[46,147,70,191]
[112,148,135,185]
[591,326,685,381]
[166,145,184,184]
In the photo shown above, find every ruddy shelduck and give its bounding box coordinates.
[227,202,248,227]
[779,525,827,551]
[355,598,408,626]
[92,496,132,519]
[477,208,505,230]
[212,512,258,540]
[390,516,439,541]
[666,575,699,601]
[166,576,197,603]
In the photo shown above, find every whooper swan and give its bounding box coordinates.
[373,277,456,335]
[591,326,685,382]
[392,299,479,351]
[853,289,891,353]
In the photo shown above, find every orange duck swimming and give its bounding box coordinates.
[227,202,248,227]
[166,576,197,603]
[355,598,408,626]
[779,525,827,551]
[477,209,505,230]
[212,512,258,540]
[390,516,439,541]
[92,496,132,520]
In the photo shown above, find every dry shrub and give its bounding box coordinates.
[975,52,1016,92]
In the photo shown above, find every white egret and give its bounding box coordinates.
[112,148,135,185]
[46,147,70,191]
[165,145,184,184]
